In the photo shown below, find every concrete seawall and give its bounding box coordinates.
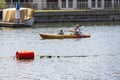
[34,10,120,23]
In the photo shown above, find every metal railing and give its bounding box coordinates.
[45,2,59,10]
[0,1,120,10]
[77,2,88,9]
[4,2,37,9]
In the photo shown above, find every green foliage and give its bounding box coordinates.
[0,0,6,9]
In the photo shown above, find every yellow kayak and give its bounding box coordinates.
[39,33,90,39]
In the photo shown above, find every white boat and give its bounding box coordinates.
[23,17,34,27]
[0,2,34,27]
[0,17,34,27]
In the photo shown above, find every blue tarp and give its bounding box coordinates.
[16,1,20,10]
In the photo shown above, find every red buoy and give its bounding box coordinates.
[16,50,34,60]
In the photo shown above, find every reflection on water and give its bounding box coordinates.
[0,22,120,80]
[34,21,120,28]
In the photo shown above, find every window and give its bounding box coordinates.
[98,0,102,7]
[62,0,66,8]
[68,0,73,8]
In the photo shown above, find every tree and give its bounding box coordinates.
[0,0,6,9]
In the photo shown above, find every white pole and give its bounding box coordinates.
[66,0,68,9]
[15,1,20,23]
[112,0,114,9]
[11,0,12,7]
[16,10,20,19]
[58,0,61,9]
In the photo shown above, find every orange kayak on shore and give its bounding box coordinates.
[39,33,90,39]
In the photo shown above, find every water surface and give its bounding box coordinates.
[0,22,120,80]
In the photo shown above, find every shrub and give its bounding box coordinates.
[0,0,6,9]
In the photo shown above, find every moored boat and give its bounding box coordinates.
[39,33,90,39]
[0,17,34,27]
[0,1,34,27]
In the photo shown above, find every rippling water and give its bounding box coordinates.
[0,22,120,80]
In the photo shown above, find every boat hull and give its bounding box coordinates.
[0,18,34,27]
[40,33,90,39]
[24,18,34,27]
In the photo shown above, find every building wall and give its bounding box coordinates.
[5,0,119,10]
[58,0,77,10]
[33,0,111,10]
[34,10,120,23]
[33,0,45,9]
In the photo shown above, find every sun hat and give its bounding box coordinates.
[75,24,79,27]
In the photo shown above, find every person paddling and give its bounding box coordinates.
[69,24,81,35]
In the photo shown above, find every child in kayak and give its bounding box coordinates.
[58,28,64,35]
